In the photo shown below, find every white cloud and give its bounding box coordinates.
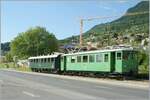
[102,6,112,10]
[118,0,128,3]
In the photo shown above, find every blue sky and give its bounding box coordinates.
[1,0,141,43]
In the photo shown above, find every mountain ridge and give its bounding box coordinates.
[60,1,149,47]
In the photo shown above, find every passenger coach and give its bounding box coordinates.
[28,54,61,73]
[61,48,138,75]
[28,48,138,76]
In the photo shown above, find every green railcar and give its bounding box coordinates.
[28,48,138,76]
[61,48,138,75]
[28,54,61,72]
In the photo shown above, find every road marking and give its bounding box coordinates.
[23,91,40,98]
[94,85,112,89]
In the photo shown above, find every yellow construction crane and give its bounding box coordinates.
[79,11,149,47]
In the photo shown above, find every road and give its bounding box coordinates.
[0,70,149,100]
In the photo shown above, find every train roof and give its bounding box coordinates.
[63,48,135,56]
[28,54,59,59]
[28,48,136,59]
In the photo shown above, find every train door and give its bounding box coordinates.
[64,56,67,71]
[111,52,115,72]
[51,58,55,69]
[54,55,61,72]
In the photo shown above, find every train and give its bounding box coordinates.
[28,48,138,76]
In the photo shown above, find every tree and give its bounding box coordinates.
[10,26,58,59]
[5,52,13,62]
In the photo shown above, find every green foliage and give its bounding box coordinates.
[1,42,10,56]
[5,52,13,62]
[10,26,58,59]
[138,50,149,74]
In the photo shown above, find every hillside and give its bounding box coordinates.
[1,42,10,56]
[60,1,149,48]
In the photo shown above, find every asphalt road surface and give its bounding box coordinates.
[0,70,149,100]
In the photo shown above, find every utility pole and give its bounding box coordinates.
[0,1,1,63]
[80,19,83,47]
[0,27,2,63]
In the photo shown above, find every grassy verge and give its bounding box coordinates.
[0,62,32,72]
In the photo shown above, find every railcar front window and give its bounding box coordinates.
[71,59,75,63]
[71,56,76,63]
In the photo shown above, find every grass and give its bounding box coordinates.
[0,62,32,72]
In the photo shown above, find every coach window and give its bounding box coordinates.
[104,54,109,62]
[41,59,44,63]
[117,53,122,60]
[77,56,81,62]
[89,55,95,62]
[71,56,76,63]
[83,55,88,62]
[44,58,46,63]
[51,58,54,62]
[48,58,51,62]
[96,54,102,62]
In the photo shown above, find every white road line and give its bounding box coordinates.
[94,85,112,89]
[22,91,40,98]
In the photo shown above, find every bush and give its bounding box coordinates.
[138,50,149,74]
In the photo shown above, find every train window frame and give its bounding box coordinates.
[41,59,43,63]
[104,54,109,62]
[33,59,35,62]
[36,59,38,63]
[51,58,54,62]
[71,56,76,63]
[44,58,47,63]
[89,55,95,63]
[117,52,122,60]
[48,58,51,62]
[96,54,103,62]
[83,55,88,63]
[77,56,81,63]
